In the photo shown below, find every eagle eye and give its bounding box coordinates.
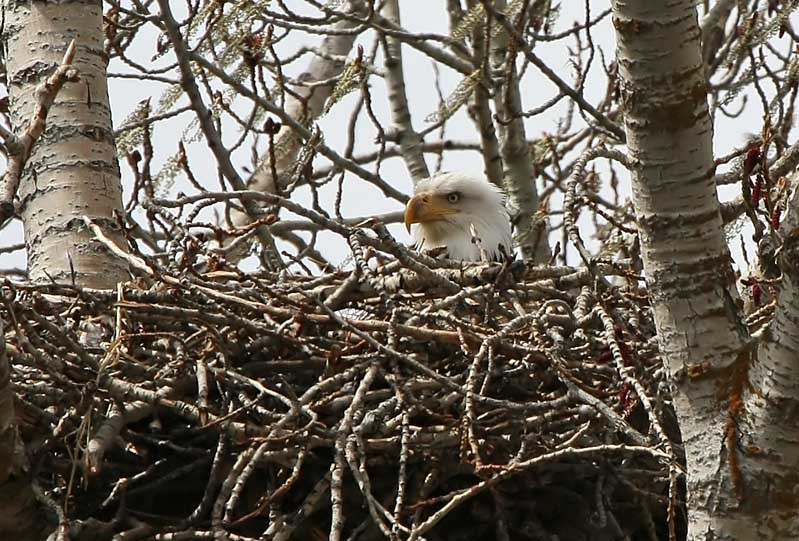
[447,192,460,204]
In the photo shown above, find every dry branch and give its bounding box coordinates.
[0,40,79,223]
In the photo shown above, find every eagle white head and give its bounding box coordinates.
[404,172,513,261]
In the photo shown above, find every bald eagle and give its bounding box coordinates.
[404,172,513,261]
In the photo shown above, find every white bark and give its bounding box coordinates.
[611,1,792,537]
[733,179,799,538]
[382,0,429,182]
[490,1,550,263]
[0,2,125,537]
[0,321,51,540]
[466,5,504,189]
[227,2,362,263]
[244,3,362,198]
[700,0,736,72]
[3,0,128,288]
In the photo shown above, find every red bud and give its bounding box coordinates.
[752,174,764,207]
[743,145,762,177]
[772,206,782,230]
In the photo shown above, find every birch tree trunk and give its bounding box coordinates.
[738,180,799,538]
[242,2,361,198]
[382,0,430,182]
[226,2,361,263]
[612,1,766,537]
[489,0,550,263]
[0,323,51,540]
[3,0,127,288]
[0,1,127,537]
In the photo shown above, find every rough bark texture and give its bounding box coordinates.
[611,1,780,538]
[0,1,127,537]
[3,0,128,288]
[0,321,52,541]
[382,0,430,182]
[243,3,361,198]
[736,180,799,538]
[467,1,504,189]
[490,0,550,263]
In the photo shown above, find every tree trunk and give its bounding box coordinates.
[0,1,128,537]
[0,321,52,541]
[3,0,128,288]
[737,180,799,537]
[489,0,550,263]
[226,1,361,264]
[612,1,774,538]
[243,2,361,198]
[382,0,430,182]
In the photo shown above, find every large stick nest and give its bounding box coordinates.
[3,245,684,540]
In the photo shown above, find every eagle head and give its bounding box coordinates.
[404,172,513,261]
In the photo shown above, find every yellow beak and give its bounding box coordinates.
[404,193,458,233]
